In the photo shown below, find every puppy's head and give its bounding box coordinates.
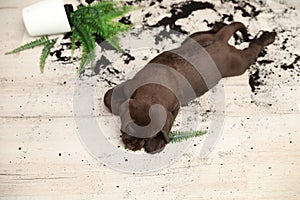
[119,99,174,153]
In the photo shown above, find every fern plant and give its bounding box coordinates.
[169,130,207,143]
[69,1,133,73]
[40,38,57,73]
[5,1,134,74]
[5,36,58,73]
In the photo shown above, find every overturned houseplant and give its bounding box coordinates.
[6,1,134,74]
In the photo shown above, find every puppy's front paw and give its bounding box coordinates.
[144,133,166,154]
[121,132,145,151]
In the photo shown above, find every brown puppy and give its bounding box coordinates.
[104,22,276,153]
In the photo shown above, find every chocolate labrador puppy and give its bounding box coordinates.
[104,22,276,153]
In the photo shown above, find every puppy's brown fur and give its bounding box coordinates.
[104,22,276,153]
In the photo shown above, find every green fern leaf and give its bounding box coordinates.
[5,36,50,55]
[106,36,121,52]
[71,18,95,52]
[70,18,96,74]
[68,1,135,74]
[69,1,135,73]
[77,42,89,74]
[102,6,133,21]
[91,1,122,15]
[169,130,207,144]
[78,52,88,74]
[71,2,133,44]
[71,28,78,56]
[40,38,57,73]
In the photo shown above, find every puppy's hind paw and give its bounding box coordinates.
[256,31,276,46]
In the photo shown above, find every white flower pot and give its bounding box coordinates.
[22,0,71,36]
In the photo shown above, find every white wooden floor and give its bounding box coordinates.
[0,0,299,199]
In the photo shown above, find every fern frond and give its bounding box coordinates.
[40,38,57,73]
[169,130,207,144]
[77,37,96,74]
[70,17,96,74]
[92,1,116,12]
[103,22,131,36]
[78,50,88,74]
[71,19,95,54]
[5,36,50,55]
[73,2,133,38]
[71,28,79,56]
[77,40,89,74]
[106,36,121,52]
[75,1,115,16]
[67,1,135,74]
[102,6,133,21]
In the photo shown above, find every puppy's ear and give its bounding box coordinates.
[103,83,128,115]
[128,99,151,126]
[119,99,133,131]
[210,22,227,33]
[119,99,150,134]
[104,88,114,112]
[119,98,137,122]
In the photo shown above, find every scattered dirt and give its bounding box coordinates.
[149,1,216,34]
[249,68,261,93]
[122,52,135,65]
[281,55,300,70]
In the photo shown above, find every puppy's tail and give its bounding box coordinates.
[216,22,249,42]
[209,22,227,34]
